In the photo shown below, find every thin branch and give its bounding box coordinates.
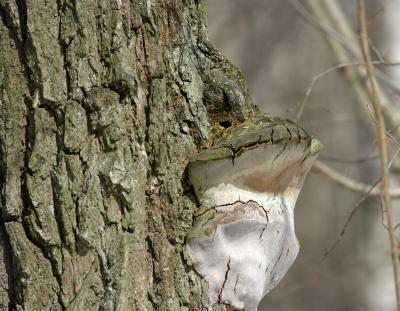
[320,143,400,262]
[296,61,400,121]
[320,178,378,263]
[301,0,400,142]
[358,1,400,310]
[288,0,353,52]
[292,0,400,96]
[312,160,400,197]
[365,102,400,146]
[319,153,379,164]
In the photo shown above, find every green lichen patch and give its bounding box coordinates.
[6,222,60,310]
[76,174,104,252]
[63,100,88,153]
[25,175,62,249]
[308,138,323,157]
[186,207,217,241]
[0,19,29,220]
[26,0,67,104]
[52,156,77,248]
[84,87,126,150]
[190,147,233,163]
[28,108,58,178]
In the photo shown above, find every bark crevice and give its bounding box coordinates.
[0,0,258,309]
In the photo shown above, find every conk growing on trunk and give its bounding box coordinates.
[186,113,321,311]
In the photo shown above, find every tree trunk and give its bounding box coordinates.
[0,1,255,310]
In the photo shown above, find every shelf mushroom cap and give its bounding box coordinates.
[186,113,321,311]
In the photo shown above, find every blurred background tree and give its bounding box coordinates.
[208,1,400,310]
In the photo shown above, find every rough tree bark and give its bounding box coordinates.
[0,0,258,310]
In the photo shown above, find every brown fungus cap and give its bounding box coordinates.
[188,113,322,204]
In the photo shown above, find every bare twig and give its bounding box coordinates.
[299,0,400,142]
[320,153,379,164]
[365,102,400,146]
[292,0,400,96]
[358,1,400,309]
[320,179,378,263]
[320,142,400,259]
[296,61,400,121]
[288,0,353,52]
[312,161,400,197]
[295,0,373,130]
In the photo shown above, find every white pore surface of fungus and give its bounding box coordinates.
[187,136,320,311]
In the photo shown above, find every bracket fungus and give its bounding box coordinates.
[186,113,321,311]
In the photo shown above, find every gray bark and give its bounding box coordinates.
[0,1,255,310]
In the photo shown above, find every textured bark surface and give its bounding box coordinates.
[0,1,256,310]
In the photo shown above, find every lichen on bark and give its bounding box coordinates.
[0,0,260,310]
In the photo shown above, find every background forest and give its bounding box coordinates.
[208,1,400,310]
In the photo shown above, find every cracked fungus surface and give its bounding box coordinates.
[187,113,321,311]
